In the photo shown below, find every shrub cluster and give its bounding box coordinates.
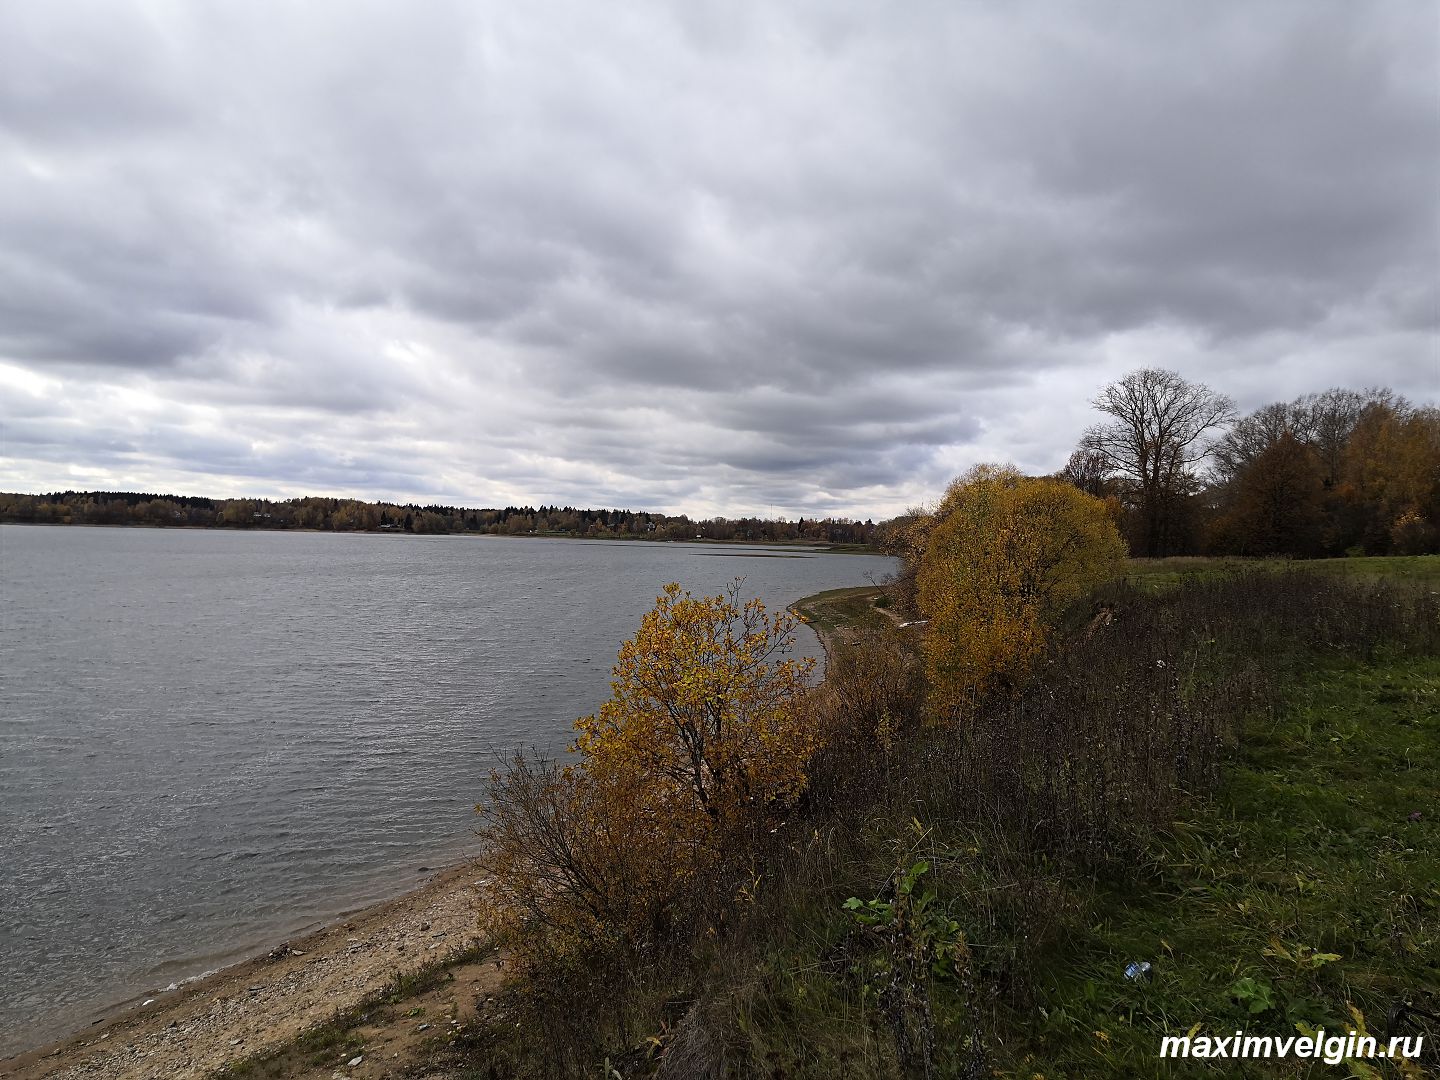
[475,582,817,956]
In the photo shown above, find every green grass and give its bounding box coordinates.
[790,585,896,649]
[1303,554,1440,586]
[1124,554,1440,590]
[994,651,1439,1078]
[699,649,1437,1079]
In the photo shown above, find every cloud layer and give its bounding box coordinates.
[2,1,1435,517]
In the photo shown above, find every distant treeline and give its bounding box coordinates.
[0,490,880,546]
[1052,376,1439,558]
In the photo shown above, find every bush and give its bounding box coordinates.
[916,465,1126,716]
[820,626,924,748]
[1391,508,1438,555]
[477,581,819,957]
[575,582,818,835]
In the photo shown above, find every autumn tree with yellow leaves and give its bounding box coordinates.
[917,465,1126,716]
[477,582,817,949]
[575,582,817,831]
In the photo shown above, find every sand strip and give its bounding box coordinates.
[1,863,491,1080]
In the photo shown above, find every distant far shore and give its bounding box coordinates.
[0,491,883,549]
[0,519,880,553]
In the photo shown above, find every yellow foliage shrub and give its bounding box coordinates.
[917,465,1126,716]
[478,581,817,950]
[576,582,817,831]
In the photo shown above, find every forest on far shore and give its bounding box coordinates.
[0,490,880,547]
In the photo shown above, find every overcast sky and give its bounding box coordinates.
[1,1,1435,519]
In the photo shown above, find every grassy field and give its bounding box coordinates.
[752,565,1440,1078]
[1124,553,1440,589]
[993,650,1438,1077]
[707,647,1438,1078]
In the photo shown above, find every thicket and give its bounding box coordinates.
[475,584,820,983]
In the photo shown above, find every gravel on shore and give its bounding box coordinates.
[0,864,490,1080]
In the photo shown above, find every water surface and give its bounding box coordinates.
[0,526,893,1055]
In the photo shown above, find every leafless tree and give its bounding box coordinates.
[1292,387,1404,487]
[1058,448,1114,498]
[1210,401,1313,484]
[1080,368,1236,556]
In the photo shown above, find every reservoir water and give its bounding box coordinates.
[0,525,894,1055]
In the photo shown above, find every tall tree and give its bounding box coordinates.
[1210,401,1314,485]
[1080,368,1236,556]
[1292,388,1387,488]
[1338,401,1440,554]
[1212,431,1325,556]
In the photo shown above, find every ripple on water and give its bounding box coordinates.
[0,527,894,1055]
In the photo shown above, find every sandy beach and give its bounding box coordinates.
[0,863,496,1080]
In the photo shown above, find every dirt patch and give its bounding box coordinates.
[237,952,506,1080]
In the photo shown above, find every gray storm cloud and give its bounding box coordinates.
[0,0,1435,517]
